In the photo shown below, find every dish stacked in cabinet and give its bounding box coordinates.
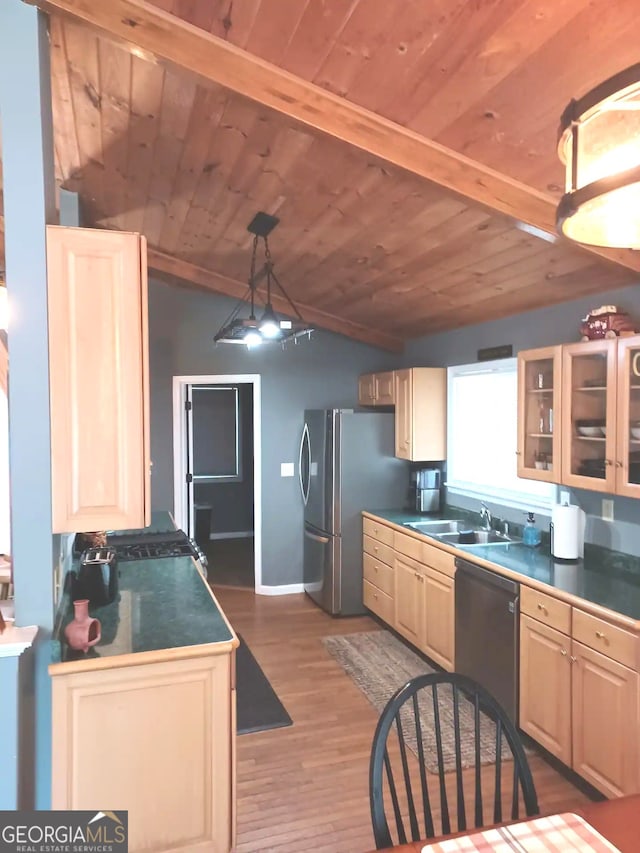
[520,585,639,798]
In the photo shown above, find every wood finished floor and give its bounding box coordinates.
[215,589,592,853]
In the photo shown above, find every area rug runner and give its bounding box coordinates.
[236,634,293,735]
[322,630,513,773]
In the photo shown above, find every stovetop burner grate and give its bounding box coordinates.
[113,541,196,561]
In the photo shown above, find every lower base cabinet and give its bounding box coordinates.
[520,612,639,798]
[52,651,235,852]
[572,640,639,797]
[394,554,425,648]
[423,567,455,670]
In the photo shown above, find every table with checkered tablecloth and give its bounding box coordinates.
[421,812,621,852]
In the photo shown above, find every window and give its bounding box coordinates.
[447,358,555,511]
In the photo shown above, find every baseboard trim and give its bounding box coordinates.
[209,531,254,540]
[256,583,305,596]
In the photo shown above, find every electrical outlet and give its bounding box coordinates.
[602,499,614,522]
[560,490,571,505]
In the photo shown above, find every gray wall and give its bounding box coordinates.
[404,280,640,555]
[148,280,399,586]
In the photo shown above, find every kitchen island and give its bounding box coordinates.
[50,512,238,853]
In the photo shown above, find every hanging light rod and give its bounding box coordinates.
[557,63,640,249]
[213,212,314,349]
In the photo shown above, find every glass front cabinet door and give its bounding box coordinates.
[615,335,640,497]
[517,346,563,482]
[561,340,617,493]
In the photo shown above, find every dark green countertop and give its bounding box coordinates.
[52,514,234,667]
[365,508,640,622]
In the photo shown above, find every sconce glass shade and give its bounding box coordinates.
[557,64,640,248]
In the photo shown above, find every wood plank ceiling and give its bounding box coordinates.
[4,1,640,348]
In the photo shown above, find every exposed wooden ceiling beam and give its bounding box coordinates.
[147,248,404,353]
[29,0,640,274]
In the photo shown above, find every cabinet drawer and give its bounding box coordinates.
[363,579,394,623]
[521,586,571,635]
[363,553,394,597]
[363,535,394,567]
[363,516,394,546]
[573,609,638,670]
[422,542,455,578]
[393,530,423,561]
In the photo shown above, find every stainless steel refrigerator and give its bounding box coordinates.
[300,409,408,616]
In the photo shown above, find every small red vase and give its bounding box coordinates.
[64,599,101,653]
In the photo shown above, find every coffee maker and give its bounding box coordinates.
[412,468,442,513]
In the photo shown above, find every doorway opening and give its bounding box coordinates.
[173,374,261,592]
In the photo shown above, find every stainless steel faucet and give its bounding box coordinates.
[480,501,492,531]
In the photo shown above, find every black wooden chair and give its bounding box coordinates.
[369,672,539,849]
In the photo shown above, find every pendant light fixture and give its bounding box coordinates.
[213,212,313,349]
[557,63,640,248]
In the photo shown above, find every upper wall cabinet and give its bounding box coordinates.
[358,371,395,406]
[519,335,640,497]
[561,340,617,493]
[47,226,150,533]
[395,368,446,461]
[517,346,563,482]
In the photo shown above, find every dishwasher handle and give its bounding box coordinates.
[455,557,520,596]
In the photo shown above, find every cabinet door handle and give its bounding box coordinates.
[374,545,379,552]
[616,460,623,468]
[570,655,577,664]
[373,593,378,600]
[595,630,607,640]
[515,450,522,456]
[560,648,567,656]
[604,459,612,466]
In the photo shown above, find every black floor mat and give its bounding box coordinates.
[236,634,293,735]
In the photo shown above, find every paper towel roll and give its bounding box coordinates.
[551,504,585,561]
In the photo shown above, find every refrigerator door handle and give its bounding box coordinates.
[299,422,310,506]
[304,528,330,545]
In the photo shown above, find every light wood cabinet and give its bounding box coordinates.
[519,614,572,765]
[394,368,446,461]
[394,554,425,647]
[520,595,639,798]
[47,225,150,532]
[51,650,236,852]
[363,516,454,672]
[572,640,639,798]
[423,567,454,670]
[358,371,395,406]
[517,346,563,482]
[561,339,617,492]
[615,336,640,498]
[519,335,640,496]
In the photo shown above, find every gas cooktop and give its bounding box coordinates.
[107,530,207,566]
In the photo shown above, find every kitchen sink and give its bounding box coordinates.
[434,529,520,546]
[402,520,462,535]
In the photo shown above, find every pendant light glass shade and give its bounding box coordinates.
[557,63,640,248]
[213,213,313,349]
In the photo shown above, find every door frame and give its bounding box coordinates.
[172,374,262,593]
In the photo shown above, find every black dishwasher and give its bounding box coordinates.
[455,557,520,724]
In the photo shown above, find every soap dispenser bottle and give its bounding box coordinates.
[523,512,542,547]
